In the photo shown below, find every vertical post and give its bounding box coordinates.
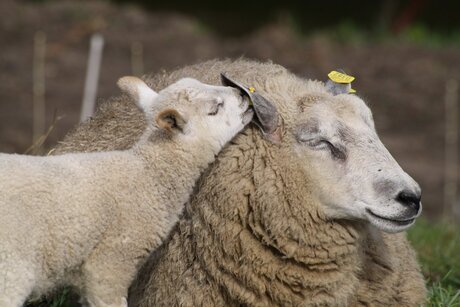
[33,31,46,143]
[80,33,104,122]
[131,41,144,77]
[376,0,396,35]
[444,79,459,220]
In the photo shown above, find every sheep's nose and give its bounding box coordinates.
[396,190,421,214]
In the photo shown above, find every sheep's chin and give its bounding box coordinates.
[365,209,416,233]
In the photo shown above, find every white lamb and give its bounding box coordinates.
[0,76,253,307]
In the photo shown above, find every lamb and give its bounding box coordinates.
[0,75,253,307]
[53,59,427,306]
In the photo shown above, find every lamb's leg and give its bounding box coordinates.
[84,296,128,307]
[0,256,36,307]
[81,232,157,307]
[81,254,131,307]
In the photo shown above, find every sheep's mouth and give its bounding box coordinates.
[365,208,416,226]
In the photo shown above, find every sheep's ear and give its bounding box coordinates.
[221,73,283,144]
[117,76,158,111]
[155,108,186,133]
[248,91,282,143]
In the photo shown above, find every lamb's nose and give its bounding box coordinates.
[396,190,421,213]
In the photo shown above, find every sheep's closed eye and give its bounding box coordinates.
[302,138,347,160]
[208,100,224,116]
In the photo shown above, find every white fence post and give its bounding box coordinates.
[131,41,144,77]
[33,31,46,143]
[80,33,104,123]
[443,79,459,220]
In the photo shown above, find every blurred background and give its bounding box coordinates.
[1,0,459,304]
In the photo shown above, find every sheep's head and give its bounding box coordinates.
[117,76,253,152]
[289,91,422,233]
[222,72,422,234]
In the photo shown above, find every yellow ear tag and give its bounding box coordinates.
[328,71,355,84]
[247,87,256,106]
[349,88,356,94]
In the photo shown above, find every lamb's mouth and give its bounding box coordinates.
[222,73,278,135]
[239,96,254,125]
[242,107,254,125]
[365,208,416,226]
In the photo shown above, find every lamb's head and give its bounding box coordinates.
[291,92,422,233]
[117,76,253,152]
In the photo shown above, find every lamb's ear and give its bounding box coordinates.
[155,108,186,133]
[117,76,158,111]
[221,73,283,144]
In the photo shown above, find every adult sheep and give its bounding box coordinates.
[54,59,426,306]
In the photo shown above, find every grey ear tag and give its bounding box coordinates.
[220,73,283,143]
[325,80,352,95]
[325,69,356,95]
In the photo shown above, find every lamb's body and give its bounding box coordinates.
[0,76,251,307]
[54,59,427,306]
[0,141,197,298]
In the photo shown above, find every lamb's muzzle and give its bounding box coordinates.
[220,73,282,143]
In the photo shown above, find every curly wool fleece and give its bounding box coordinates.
[55,59,426,306]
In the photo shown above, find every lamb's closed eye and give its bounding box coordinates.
[208,98,224,116]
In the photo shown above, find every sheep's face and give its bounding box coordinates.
[117,76,253,153]
[292,94,421,233]
[155,78,253,151]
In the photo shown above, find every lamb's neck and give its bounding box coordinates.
[132,135,215,202]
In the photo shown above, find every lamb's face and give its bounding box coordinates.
[158,78,254,151]
[117,76,253,152]
[292,94,421,233]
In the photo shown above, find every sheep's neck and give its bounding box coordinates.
[182,135,362,305]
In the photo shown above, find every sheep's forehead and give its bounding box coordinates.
[307,95,373,127]
[295,94,376,142]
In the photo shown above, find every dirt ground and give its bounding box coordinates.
[0,0,458,219]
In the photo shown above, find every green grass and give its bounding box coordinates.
[428,280,460,306]
[400,24,460,48]
[25,288,73,307]
[408,219,460,306]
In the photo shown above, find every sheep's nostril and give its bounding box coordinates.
[396,190,421,213]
